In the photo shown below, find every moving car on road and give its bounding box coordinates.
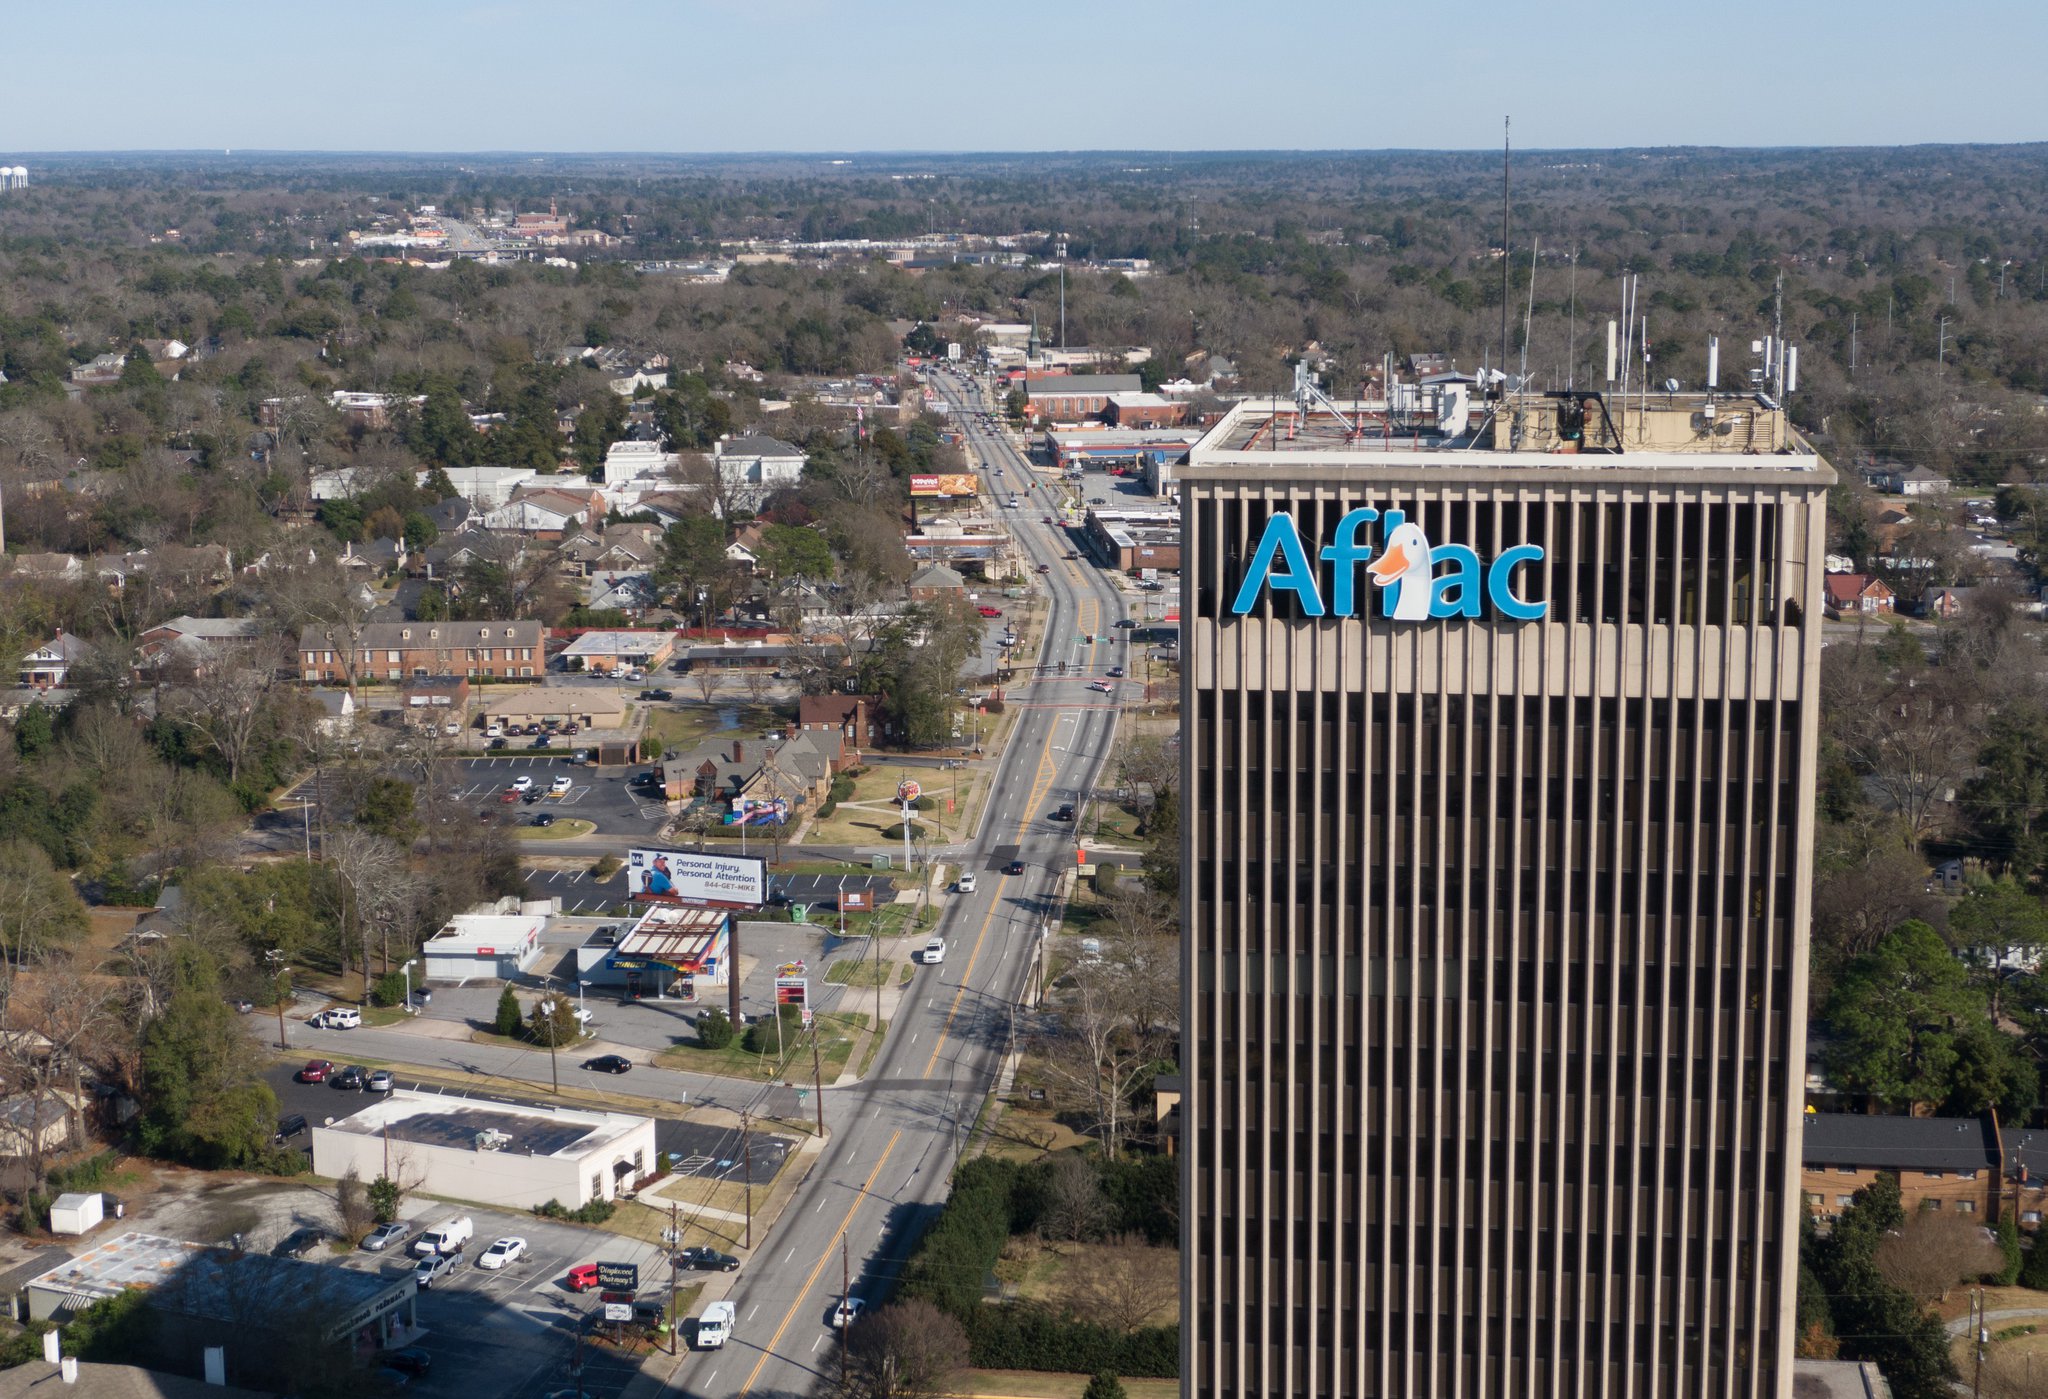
[1107,666,1124,678]
[956,872,977,894]
[1087,680,1115,693]
[831,1297,865,1329]
[1007,859,1026,876]
[477,1237,526,1270]
[923,937,946,964]
[583,1054,631,1075]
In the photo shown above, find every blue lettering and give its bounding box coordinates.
[1316,508,1379,616]
[1486,544,1548,620]
[1428,544,1484,618]
[1229,513,1325,616]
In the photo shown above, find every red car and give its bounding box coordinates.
[500,787,521,803]
[977,606,1002,618]
[297,1059,333,1084]
[565,1263,600,1292]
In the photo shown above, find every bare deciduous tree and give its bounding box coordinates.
[839,1297,969,1399]
[1873,1207,2004,1304]
[165,663,279,789]
[1038,1151,1112,1244]
[1054,1233,1179,1334]
[1035,958,1170,1159]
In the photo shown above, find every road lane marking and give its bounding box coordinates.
[737,1128,903,1397]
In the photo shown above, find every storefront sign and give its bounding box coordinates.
[1229,508,1546,622]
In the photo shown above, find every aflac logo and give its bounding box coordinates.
[1229,508,1546,621]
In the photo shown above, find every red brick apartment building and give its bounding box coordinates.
[297,620,544,684]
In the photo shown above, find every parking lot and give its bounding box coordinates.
[457,756,671,830]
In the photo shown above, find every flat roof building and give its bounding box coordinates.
[311,1089,656,1211]
[420,905,545,982]
[1180,389,1831,1397]
[559,629,677,673]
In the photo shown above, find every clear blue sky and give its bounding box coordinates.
[8,0,2045,153]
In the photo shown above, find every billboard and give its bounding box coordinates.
[910,473,980,498]
[626,849,767,908]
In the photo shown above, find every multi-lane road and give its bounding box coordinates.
[671,374,1129,1397]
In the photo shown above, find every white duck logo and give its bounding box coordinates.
[1365,520,1434,621]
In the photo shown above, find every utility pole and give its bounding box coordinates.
[1849,313,1857,374]
[267,950,289,1051]
[667,1201,680,1356]
[840,1234,852,1387]
[1939,316,1952,367]
[811,1025,826,1138]
[740,1112,754,1248]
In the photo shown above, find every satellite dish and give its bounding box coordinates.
[1664,378,1680,393]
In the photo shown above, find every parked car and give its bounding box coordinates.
[273,1227,327,1259]
[549,775,573,794]
[533,735,552,749]
[488,737,507,750]
[646,690,671,702]
[511,775,534,792]
[366,1070,395,1093]
[477,1237,527,1270]
[500,787,521,802]
[532,813,556,828]
[677,1246,739,1272]
[313,1007,361,1029]
[977,606,1003,618]
[274,1113,308,1142]
[565,1262,601,1292]
[414,1252,462,1289]
[362,1222,410,1252]
[296,1060,332,1084]
[1079,937,1103,963]
[332,1065,367,1091]
[523,791,542,804]
[378,1348,431,1377]
[584,1055,632,1075]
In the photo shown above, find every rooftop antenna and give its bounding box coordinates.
[1292,359,1362,438]
[1519,236,1539,389]
[1566,246,1579,390]
[1499,116,1511,402]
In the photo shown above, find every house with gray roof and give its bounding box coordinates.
[711,433,806,512]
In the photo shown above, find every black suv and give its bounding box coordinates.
[332,1065,367,1091]
[274,1113,308,1144]
[1052,803,1075,822]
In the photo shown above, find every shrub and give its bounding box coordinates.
[494,984,523,1037]
[592,854,622,880]
[533,1197,616,1224]
[46,1150,121,1194]
[372,971,410,1007]
[697,1007,735,1049]
[2021,1237,2048,1290]
[742,1004,805,1056]
[1997,1216,2024,1286]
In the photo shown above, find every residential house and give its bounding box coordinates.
[1802,1113,2000,1222]
[90,545,233,591]
[134,616,270,683]
[2,552,84,584]
[608,370,669,396]
[798,693,891,752]
[340,536,407,574]
[558,523,662,578]
[560,629,676,674]
[658,730,840,807]
[20,633,91,689]
[1822,573,1895,617]
[416,526,505,578]
[1919,585,1978,620]
[296,620,544,684]
[2008,1128,2048,1231]
[482,485,601,539]
[307,689,357,736]
[907,562,967,602]
[711,434,806,512]
[630,491,713,528]
[308,467,364,502]
[1875,464,1952,496]
[0,1089,82,1159]
[585,570,655,614]
[423,496,475,535]
[725,523,766,572]
[327,391,425,430]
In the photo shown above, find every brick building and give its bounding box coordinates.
[1801,1113,2000,1221]
[297,620,543,684]
[1023,373,1142,424]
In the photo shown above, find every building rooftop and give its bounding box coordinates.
[1191,393,1825,473]
[24,1231,403,1322]
[618,904,728,967]
[318,1089,648,1160]
[1801,1113,1997,1172]
[0,1360,270,1399]
[561,630,674,656]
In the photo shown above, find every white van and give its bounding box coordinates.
[696,1300,736,1349]
[412,1215,474,1257]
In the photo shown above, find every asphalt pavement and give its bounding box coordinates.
[665,372,1131,1399]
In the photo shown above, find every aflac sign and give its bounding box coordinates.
[1229,508,1546,621]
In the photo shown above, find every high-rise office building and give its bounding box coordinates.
[1179,384,1830,1397]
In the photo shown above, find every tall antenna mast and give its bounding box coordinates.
[1499,116,1511,399]
[1520,236,1539,387]
[1566,247,1579,390]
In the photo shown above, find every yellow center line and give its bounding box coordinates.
[738,597,1091,1396]
[734,1127,903,1396]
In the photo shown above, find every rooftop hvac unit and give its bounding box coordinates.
[474,1129,512,1152]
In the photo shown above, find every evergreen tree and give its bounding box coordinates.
[1083,1374,1128,1399]
[494,984,522,1037]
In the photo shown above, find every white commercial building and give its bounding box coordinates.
[312,1090,658,1211]
[711,434,805,512]
[601,439,681,487]
[419,465,541,509]
[419,905,546,983]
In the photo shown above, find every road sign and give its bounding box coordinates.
[897,779,922,805]
[596,1261,639,1291]
[604,1301,632,1323]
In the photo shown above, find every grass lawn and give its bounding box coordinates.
[803,761,987,846]
[825,959,892,987]
[655,1010,871,1084]
[514,817,597,840]
[944,1371,1177,1399]
[856,1021,888,1078]
[644,702,785,755]
[1085,803,1146,845]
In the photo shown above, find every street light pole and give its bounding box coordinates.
[401,959,416,1016]
[267,949,289,1050]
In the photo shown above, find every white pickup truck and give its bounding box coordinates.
[696,1300,736,1349]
